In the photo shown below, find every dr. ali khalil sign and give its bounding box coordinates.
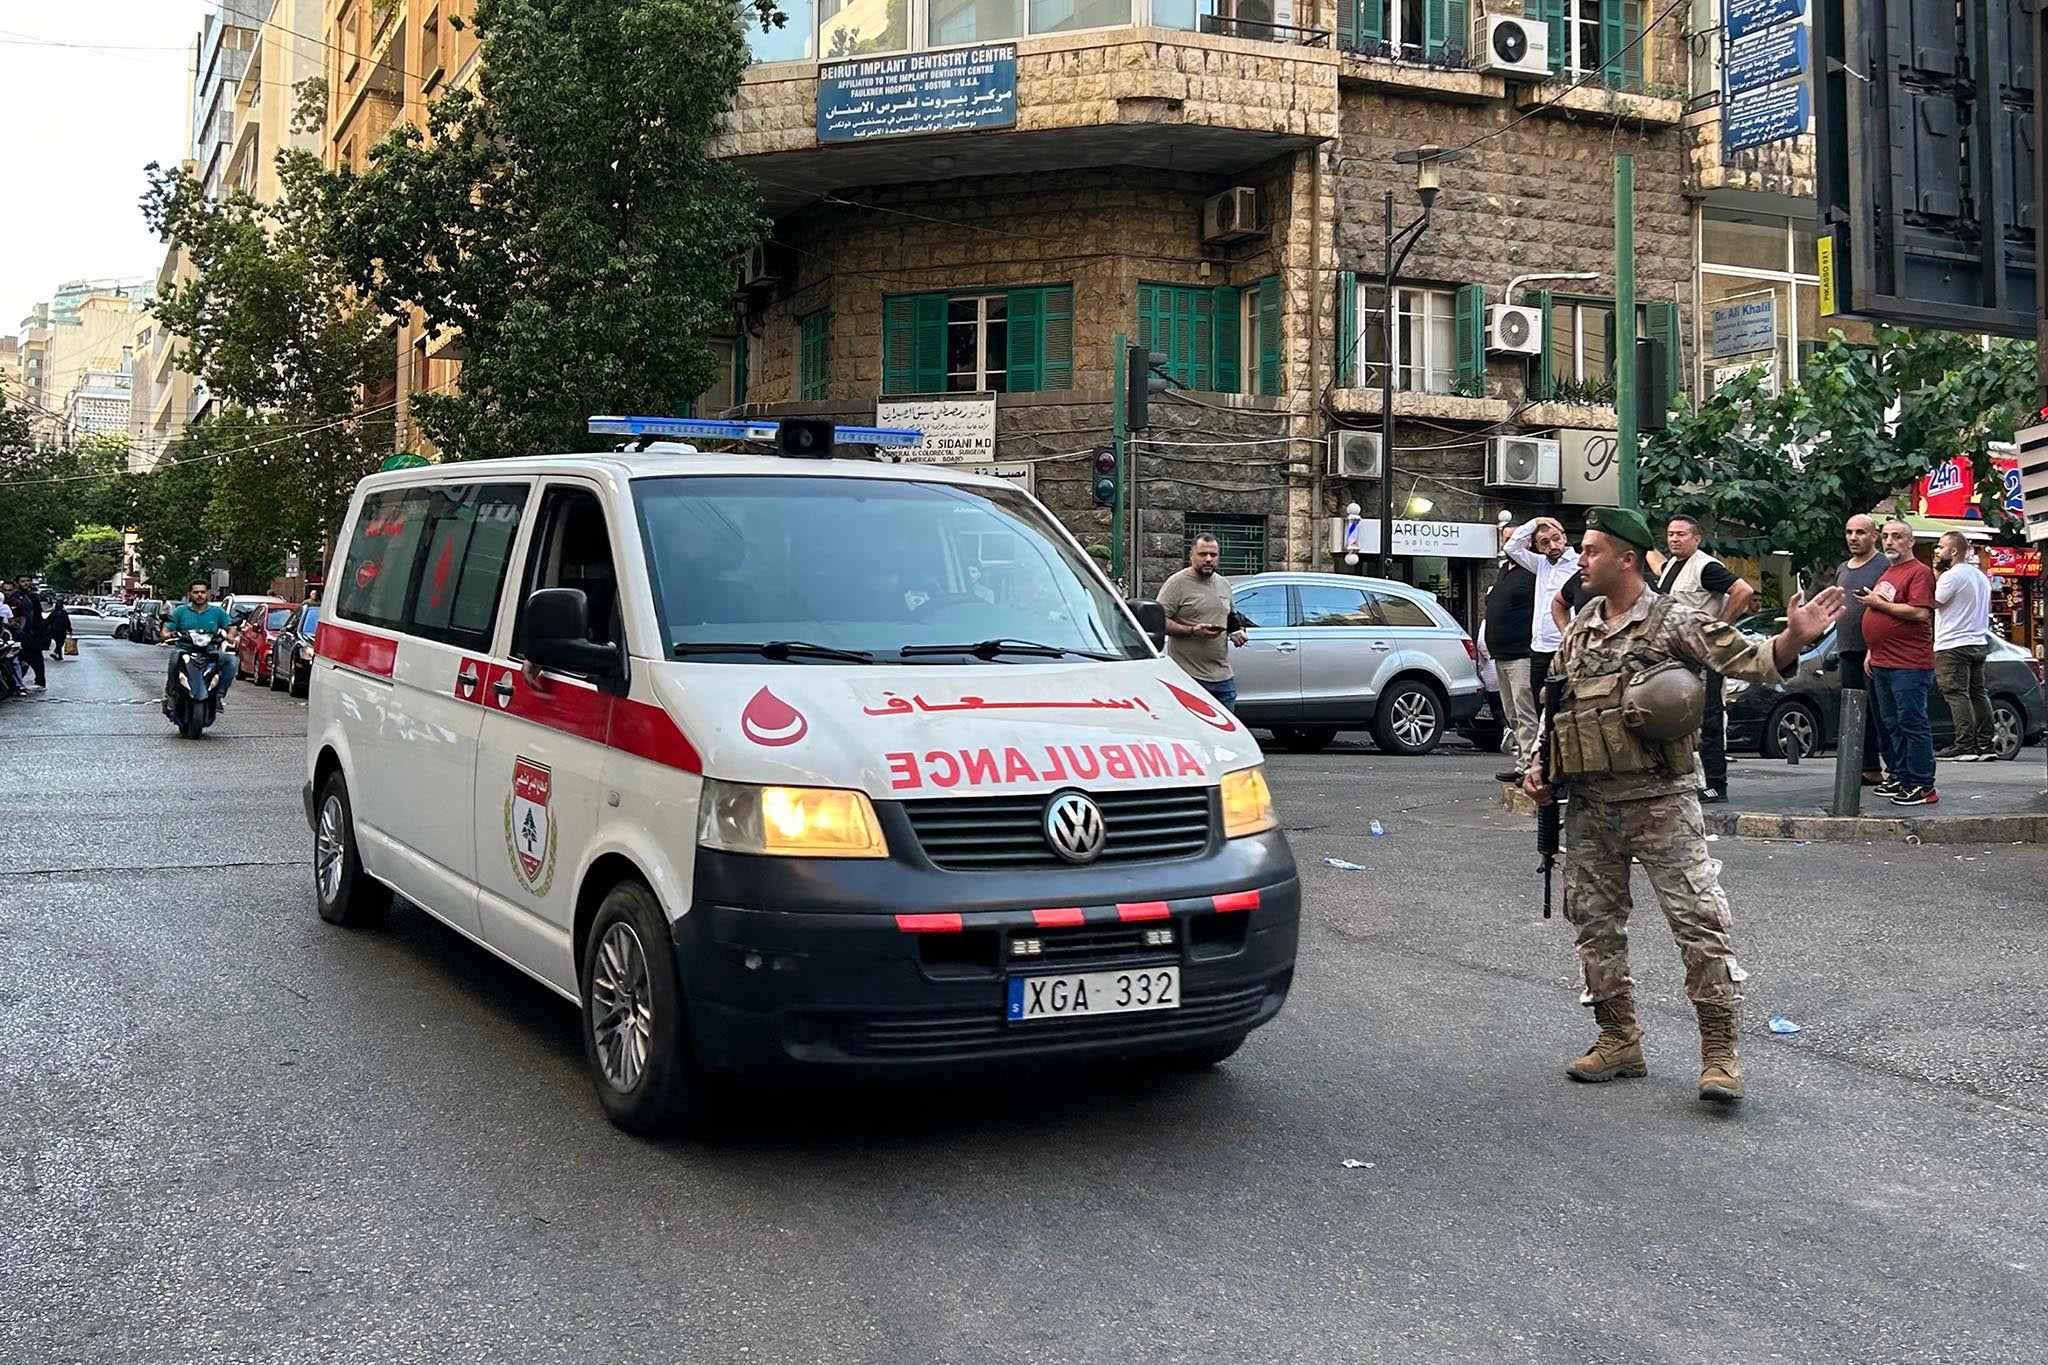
[818,45,1017,144]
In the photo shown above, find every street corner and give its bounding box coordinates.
[1704,806,2048,845]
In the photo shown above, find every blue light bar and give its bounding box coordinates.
[587,415,924,448]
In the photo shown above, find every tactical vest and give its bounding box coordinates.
[1551,596,1699,780]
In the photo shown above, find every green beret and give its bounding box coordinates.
[1587,506,1656,552]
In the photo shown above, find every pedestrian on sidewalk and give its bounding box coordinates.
[1482,527,1538,783]
[44,598,71,664]
[1523,506,1844,1105]
[5,575,47,692]
[1859,520,1940,806]
[1158,534,1248,713]
[1655,515,1755,803]
[1503,515,1579,698]
[1932,530,1996,762]
[1835,514,1888,785]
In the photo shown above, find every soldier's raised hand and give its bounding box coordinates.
[1783,586,1846,644]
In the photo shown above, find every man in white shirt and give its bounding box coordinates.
[1931,530,1996,760]
[1503,515,1581,694]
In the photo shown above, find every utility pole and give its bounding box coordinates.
[1111,330,1128,586]
[1614,154,1639,512]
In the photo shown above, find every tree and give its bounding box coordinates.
[324,0,770,459]
[44,524,126,593]
[1641,328,2035,578]
[142,154,391,575]
[0,411,134,578]
[128,435,220,592]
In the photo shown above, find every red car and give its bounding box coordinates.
[235,604,296,687]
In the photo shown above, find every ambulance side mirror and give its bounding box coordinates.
[525,588,624,689]
[1128,598,1167,650]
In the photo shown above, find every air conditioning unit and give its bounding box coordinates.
[1486,435,1562,490]
[737,244,778,291]
[1328,429,1382,480]
[1474,14,1549,79]
[1487,304,1543,355]
[1202,187,1265,245]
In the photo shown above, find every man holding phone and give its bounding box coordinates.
[1159,533,1249,711]
[1859,519,1941,805]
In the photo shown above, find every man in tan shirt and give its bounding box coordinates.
[1157,534,1247,710]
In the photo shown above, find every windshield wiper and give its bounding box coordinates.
[672,640,875,663]
[898,638,1119,661]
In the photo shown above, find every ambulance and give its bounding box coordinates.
[304,417,1299,1134]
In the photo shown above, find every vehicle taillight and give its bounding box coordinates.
[1461,638,1479,663]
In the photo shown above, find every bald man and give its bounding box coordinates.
[1858,519,1940,804]
[1834,514,1888,783]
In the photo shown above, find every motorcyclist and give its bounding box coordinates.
[161,580,239,708]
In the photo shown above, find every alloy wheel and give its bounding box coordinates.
[590,922,655,1092]
[1391,691,1438,748]
[1778,707,1818,756]
[315,794,346,904]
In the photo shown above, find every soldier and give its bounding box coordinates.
[1524,508,1843,1104]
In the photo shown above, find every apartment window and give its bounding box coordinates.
[1530,294,1681,403]
[1338,0,1464,61]
[1394,288,1459,394]
[882,286,1071,395]
[1342,279,1485,394]
[1138,283,1230,393]
[340,3,360,74]
[820,0,911,58]
[799,308,830,401]
[1183,513,1267,576]
[421,7,444,86]
[1696,208,1872,395]
[1527,0,1644,89]
[684,337,743,416]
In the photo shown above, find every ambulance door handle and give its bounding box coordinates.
[457,669,479,689]
[493,679,516,700]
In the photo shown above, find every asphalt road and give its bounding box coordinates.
[4,640,2046,1364]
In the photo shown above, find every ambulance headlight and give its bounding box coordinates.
[698,779,889,858]
[1219,766,1278,838]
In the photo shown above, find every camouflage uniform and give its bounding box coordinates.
[1552,589,1785,1006]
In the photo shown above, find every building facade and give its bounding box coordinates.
[223,0,327,204]
[194,2,267,200]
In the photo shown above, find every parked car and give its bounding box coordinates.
[268,602,319,697]
[237,604,296,689]
[124,600,167,643]
[1725,611,2046,762]
[1228,572,1485,754]
[60,604,120,637]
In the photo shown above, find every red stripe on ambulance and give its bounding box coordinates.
[1212,890,1261,913]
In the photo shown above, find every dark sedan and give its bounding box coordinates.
[1725,611,2046,762]
[267,603,319,698]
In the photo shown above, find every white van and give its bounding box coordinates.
[305,435,1299,1133]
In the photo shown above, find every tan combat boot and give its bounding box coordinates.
[1695,1001,1745,1103]
[1566,997,1647,1083]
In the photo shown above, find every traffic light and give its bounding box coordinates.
[1126,346,1171,431]
[1091,445,1119,507]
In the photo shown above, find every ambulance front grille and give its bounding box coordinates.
[902,789,1216,870]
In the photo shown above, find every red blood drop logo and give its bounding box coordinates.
[1164,680,1237,732]
[354,560,380,591]
[740,687,808,746]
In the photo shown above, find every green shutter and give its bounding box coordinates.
[799,308,829,401]
[1257,275,1281,397]
[913,294,947,392]
[1336,271,1358,388]
[1532,289,1553,400]
[884,293,948,394]
[1007,287,1044,393]
[1357,0,1382,43]
[1644,299,1680,405]
[1529,0,1565,74]
[1600,0,1627,87]
[1214,286,1241,393]
[1337,0,1353,50]
[1425,0,1468,60]
[1137,283,1159,353]
[733,332,748,406]
[1455,284,1485,386]
[1042,284,1072,391]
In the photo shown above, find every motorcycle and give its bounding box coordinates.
[165,629,230,739]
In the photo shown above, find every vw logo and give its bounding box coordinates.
[1044,791,1107,864]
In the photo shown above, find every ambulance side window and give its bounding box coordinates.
[408,483,530,651]
[513,486,621,659]
[335,488,434,631]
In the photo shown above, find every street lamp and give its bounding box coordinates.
[1379,145,1466,580]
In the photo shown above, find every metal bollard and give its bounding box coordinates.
[1831,688,1867,817]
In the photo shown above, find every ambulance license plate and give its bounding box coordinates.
[1007,967,1179,1022]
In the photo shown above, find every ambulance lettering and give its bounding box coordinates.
[504,757,558,895]
[884,742,1206,790]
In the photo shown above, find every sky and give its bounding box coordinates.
[0,2,214,332]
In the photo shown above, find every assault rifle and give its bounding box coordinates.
[1533,674,1565,919]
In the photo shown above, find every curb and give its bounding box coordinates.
[1493,782,2048,843]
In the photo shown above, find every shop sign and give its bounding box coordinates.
[1725,80,1810,153]
[1713,357,1779,397]
[1916,454,2024,520]
[1985,546,2042,578]
[1725,24,1808,96]
[1725,0,1805,39]
[877,396,997,463]
[1556,428,1620,505]
[1339,519,1499,559]
[818,45,1018,144]
[1710,296,1777,358]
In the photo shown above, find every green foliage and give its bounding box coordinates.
[1641,328,2036,578]
[44,524,126,592]
[323,0,771,459]
[0,415,136,578]
[1547,376,1618,408]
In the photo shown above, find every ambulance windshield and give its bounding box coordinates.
[634,474,1152,663]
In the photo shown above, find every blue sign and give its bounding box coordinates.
[1725,0,1805,40]
[1725,81,1811,152]
[1725,24,1808,95]
[1711,296,1777,358]
[818,44,1017,144]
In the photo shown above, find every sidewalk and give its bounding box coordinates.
[1702,749,2048,843]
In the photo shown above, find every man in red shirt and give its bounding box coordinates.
[1857,518,1940,804]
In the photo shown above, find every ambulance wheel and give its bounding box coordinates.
[580,879,704,1136]
[313,772,392,928]
[1152,1032,1248,1072]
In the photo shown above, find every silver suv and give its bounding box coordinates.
[1226,572,1484,754]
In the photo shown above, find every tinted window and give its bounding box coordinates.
[300,605,320,634]
[1233,584,1285,628]
[1296,583,1376,627]
[265,608,292,629]
[410,483,530,650]
[336,488,434,630]
[518,487,620,653]
[1370,592,1435,628]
